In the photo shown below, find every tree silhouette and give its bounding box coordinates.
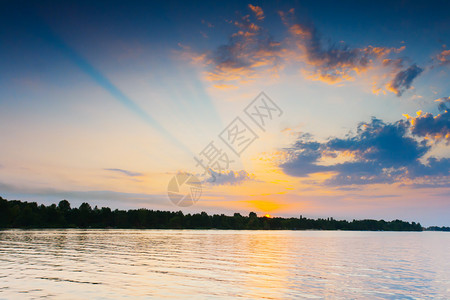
[0,196,426,231]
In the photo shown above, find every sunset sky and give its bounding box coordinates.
[1,0,450,225]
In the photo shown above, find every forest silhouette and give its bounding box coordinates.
[0,196,427,231]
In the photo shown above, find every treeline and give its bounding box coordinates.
[426,226,450,231]
[0,197,423,231]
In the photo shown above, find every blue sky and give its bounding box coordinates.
[1,0,450,225]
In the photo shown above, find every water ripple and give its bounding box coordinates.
[0,230,449,299]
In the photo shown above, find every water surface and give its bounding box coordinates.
[1,230,449,299]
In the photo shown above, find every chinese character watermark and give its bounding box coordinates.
[219,117,258,156]
[244,92,283,131]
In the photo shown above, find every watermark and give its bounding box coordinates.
[167,92,283,206]
[167,173,202,207]
[219,117,258,156]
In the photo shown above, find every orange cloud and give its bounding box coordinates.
[183,13,283,88]
[248,4,265,21]
[181,6,421,94]
[213,83,239,90]
[405,98,450,142]
[436,48,450,65]
[279,9,406,86]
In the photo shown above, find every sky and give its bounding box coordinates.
[1,0,450,226]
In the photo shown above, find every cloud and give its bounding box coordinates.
[281,137,327,176]
[212,83,239,90]
[408,157,450,178]
[185,8,282,88]
[184,6,423,95]
[435,48,450,66]
[279,9,400,85]
[204,169,255,185]
[386,64,423,96]
[280,101,450,186]
[281,12,423,94]
[104,168,143,177]
[406,175,450,188]
[248,4,265,21]
[405,97,450,142]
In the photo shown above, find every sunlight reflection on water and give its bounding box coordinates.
[0,230,449,299]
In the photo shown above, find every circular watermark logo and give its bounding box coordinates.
[167,173,202,207]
